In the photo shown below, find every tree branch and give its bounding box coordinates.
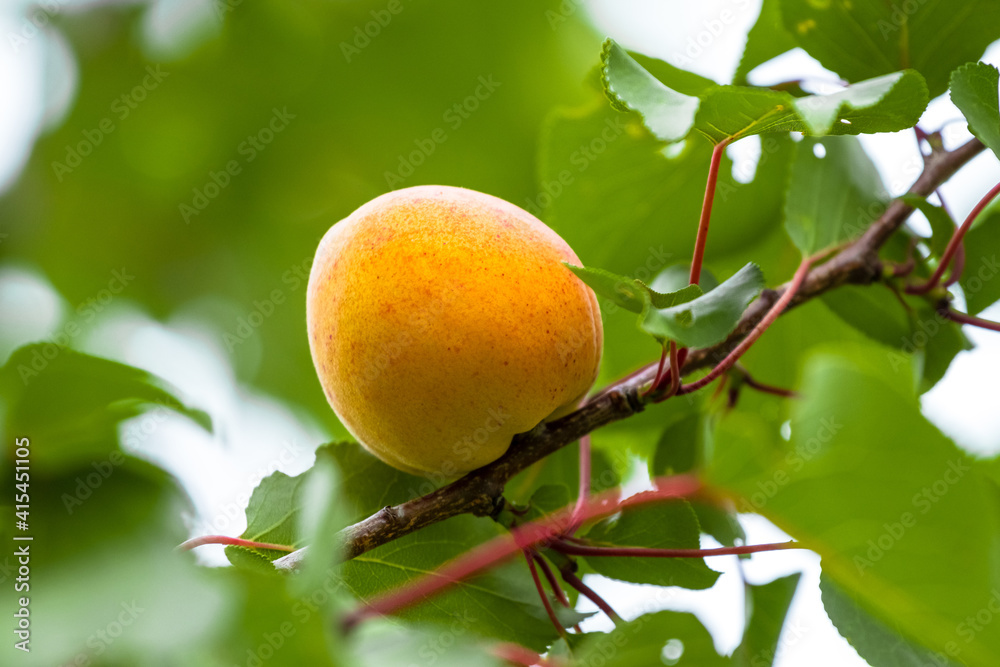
[272,137,984,573]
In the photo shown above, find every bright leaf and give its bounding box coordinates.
[950,61,1000,160]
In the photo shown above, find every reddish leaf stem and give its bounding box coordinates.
[907,180,1000,295]
[177,535,295,552]
[524,549,566,639]
[941,309,1000,332]
[532,552,571,608]
[559,568,622,625]
[742,373,799,399]
[690,140,730,286]
[679,256,812,395]
[491,643,563,666]
[341,475,702,629]
[552,540,802,559]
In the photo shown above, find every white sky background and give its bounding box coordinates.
[1,1,1000,665]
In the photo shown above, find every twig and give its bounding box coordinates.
[178,536,294,552]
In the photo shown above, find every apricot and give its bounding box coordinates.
[306,185,602,476]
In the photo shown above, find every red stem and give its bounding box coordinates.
[177,535,294,552]
[646,346,669,397]
[560,569,622,625]
[569,434,592,531]
[742,374,799,399]
[908,181,1000,295]
[524,549,566,639]
[552,540,802,559]
[533,553,570,608]
[942,309,1000,332]
[690,141,729,286]
[341,475,703,629]
[680,256,812,395]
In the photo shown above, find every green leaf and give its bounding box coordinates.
[601,40,701,142]
[226,470,305,571]
[651,263,720,294]
[908,303,973,393]
[959,205,1000,314]
[707,343,1000,662]
[339,516,581,650]
[505,440,621,507]
[574,610,728,666]
[564,263,658,314]
[901,194,956,258]
[784,136,889,255]
[641,263,765,348]
[779,0,1000,98]
[581,502,720,589]
[950,61,1000,160]
[734,573,802,667]
[820,285,912,350]
[821,575,963,667]
[734,0,798,84]
[0,344,210,472]
[701,71,927,143]
[322,441,428,522]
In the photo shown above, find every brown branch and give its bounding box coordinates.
[272,136,984,573]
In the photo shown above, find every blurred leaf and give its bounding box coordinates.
[339,516,582,650]
[734,0,798,84]
[293,453,350,597]
[352,618,502,667]
[692,502,747,549]
[951,62,1000,160]
[573,610,728,666]
[820,285,912,350]
[821,574,962,667]
[322,441,428,521]
[707,343,1000,662]
[784,136,888,255]
[0,344,209,472]
[651,410,703,477]
[581,502,720,589]
[908,303,973,393]
[779,0,1000,97]
[733,573,802,667]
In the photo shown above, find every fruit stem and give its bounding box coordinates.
[907,180,1000,295]
[690,140,730,286]
[680,256,812,395]
[559,568,622,626]
[177,535,295,552]
[552,540,802,559]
